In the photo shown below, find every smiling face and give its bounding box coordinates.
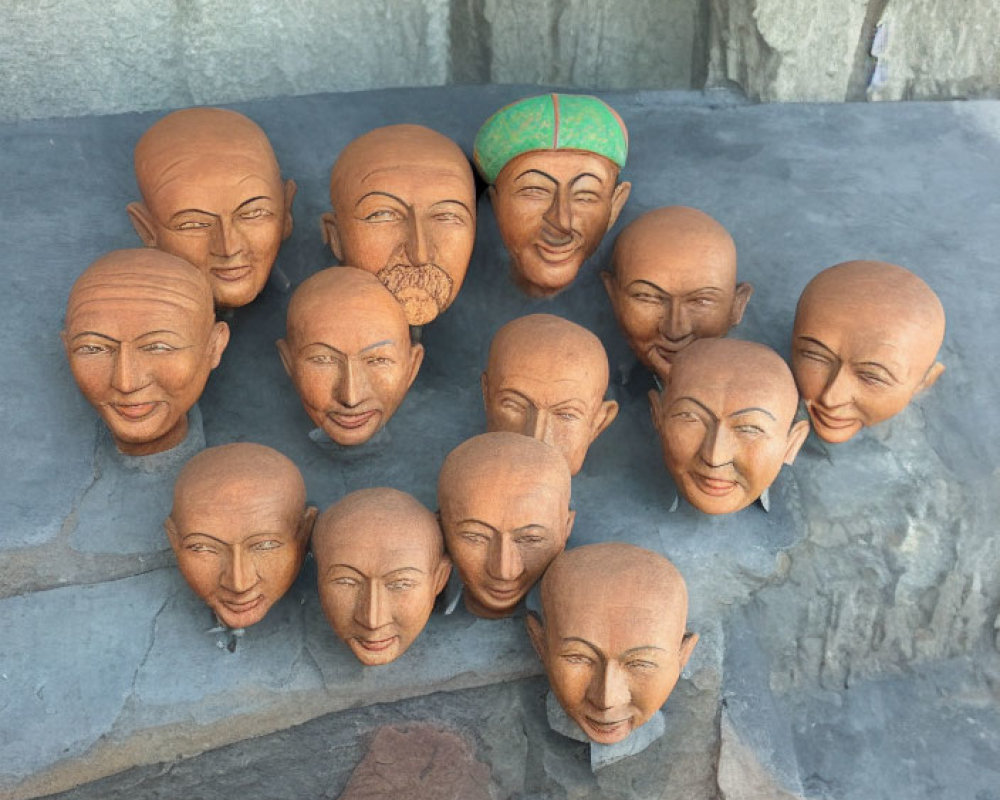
[277,267,424,446]
[482,315,618,475]
[63,249,229,456]
[650,339,809,515]
[490,150,630,297]
[603,206,751,379]
[438,433,574,619]
[128,108,295,309]
[166,443,314,629]
[312,488,451,666]
[792,260,946,443]
[527,543,697,745]
[323,125,476,326]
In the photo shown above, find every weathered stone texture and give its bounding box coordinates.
[868,0,1000,101]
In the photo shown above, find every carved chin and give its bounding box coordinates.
[375,262,453,325]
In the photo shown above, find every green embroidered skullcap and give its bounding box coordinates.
[473,93,629,184]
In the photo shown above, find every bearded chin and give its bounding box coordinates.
[376,262,454,317]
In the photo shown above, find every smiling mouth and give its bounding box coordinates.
[210,265,253,282]
[326,409,380,430]
[691,474,740,496]
[534,242,580,264]
[355,635,399,652]
[110,402,160,421]
[485,584,523,602]
[584,716,631,738]
[808,405,859,429]
[220,595,266,616]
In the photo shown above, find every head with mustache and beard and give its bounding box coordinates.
[322,124,476,326]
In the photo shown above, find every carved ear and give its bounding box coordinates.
[562,509,576,545]
[282,179,298,241]
[525,612,547,662]
[405,342,425,391]
[164,515,180,548]
[487,184,498,207]
[599,269,617,301]
[433,553,453,595]
[648,389,663,434]
[480,371,490,414]
[679,631,699,669]
[208,321,230,368]
[275,338,293,377]
[126,202,158,247]
[590,399,619,442]
[730,282,754,327]
[782,419,811,466]
[320,211,343,260]
[606,181,631,232]
[918,361,945,393]
[298,505,319,543]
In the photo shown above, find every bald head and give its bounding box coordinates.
[322,125,475,325]
[277,267,424,446]
[539,542,688,626]
[528,542,696,744]
[604,206,750,380]
[482,315,618,474]
[438,432,574,619]
[792,260,945,443]
[438,431,571,510]
[313,487,443,558]
[312,488,451,665]
[651,339,809,515]
[172,443,306,516]
[64,248,228,456]
[166,443,314,629]
[128,107,295,309]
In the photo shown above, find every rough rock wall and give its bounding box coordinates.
[2,0,999,122]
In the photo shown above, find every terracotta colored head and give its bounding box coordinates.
[481,314,618,475]
[127,107,296,309]
[649,339,809,515]
[603,206,752,379]
[438,433,574,619]
[165,443,316,629]
[526,543,697,745]
[62,248,230,456]
[277,267,424,446]
[322,124,476,326]
[474,94,631,297]
[312,488,451,666]
[792,260,946,443]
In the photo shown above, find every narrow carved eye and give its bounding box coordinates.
[332,576,359,587]
[561,653,593,666]
[459,531,489,545]
[252,540,282,552]
[733,424,765,435]
[186,543,216,554]
[386,579,417,591]
[175,220,211,231]
[363,209,402,223]
[241,207,271,220]
[141,341,176,353]
[73,343,107,355]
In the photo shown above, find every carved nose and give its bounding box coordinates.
[587,661,630,710]
[818,364,852,407]
[541,186,573,237]
[699,423,734,468]
[487,535,524,581]
[110,346,144,393]
[404,214,431,266]
[356,581,390,629]
[222,548,257,594]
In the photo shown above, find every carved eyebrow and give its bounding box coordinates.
[568,172,605,187]
[620,645,668,655]
[670,396,717,422]
[300,342,347,357]
[514,168,558,184]
[560,636,603,656]
[71,331,119,343]
[796,336,835,354]
[626,279,668,294]
[855,360,900,382]
[360,339,394,353]
[235,195,271,210]
[328,563,365,578]
[429,198,474,215]
[168,208,217,220]
[383,566,426,577]
[355,191,407,208]
[728,406,777,421]
[181,532,229,546]
[456,518,500,534]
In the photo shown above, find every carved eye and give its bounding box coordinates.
[332,576,359,587]
[499,399,526,414]
[733,423,765,435]
[515,185,551,200]
[561,653,594,666]
[798,349,831,364]
[365,355,394,367]
[186,543,216,554]
[689,295,717,307]
[140,341,176,353]
[73,343,108,355]
[175,220,211,231]
[459,531,489,545]
[241,207,271,220]
[626,659,657,671]
[857,371,889,387]
[386,578,417,591]
[252,540,282,552]
[670,410,699,423]
[572,191,600,204]
[363,209,402,223]
[554,410,581,422]
[433,210,466,224]
[306,354,339,365]
[515,534,545,546]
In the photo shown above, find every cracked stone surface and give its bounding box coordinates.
[0,86,998,798]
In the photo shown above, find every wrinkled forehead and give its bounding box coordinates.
[66,265,213,326]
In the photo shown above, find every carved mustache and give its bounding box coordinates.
[375,262,454,310]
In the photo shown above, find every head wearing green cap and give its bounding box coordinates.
[473,94,629,184]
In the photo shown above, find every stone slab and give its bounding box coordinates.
[0,87,998,797]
